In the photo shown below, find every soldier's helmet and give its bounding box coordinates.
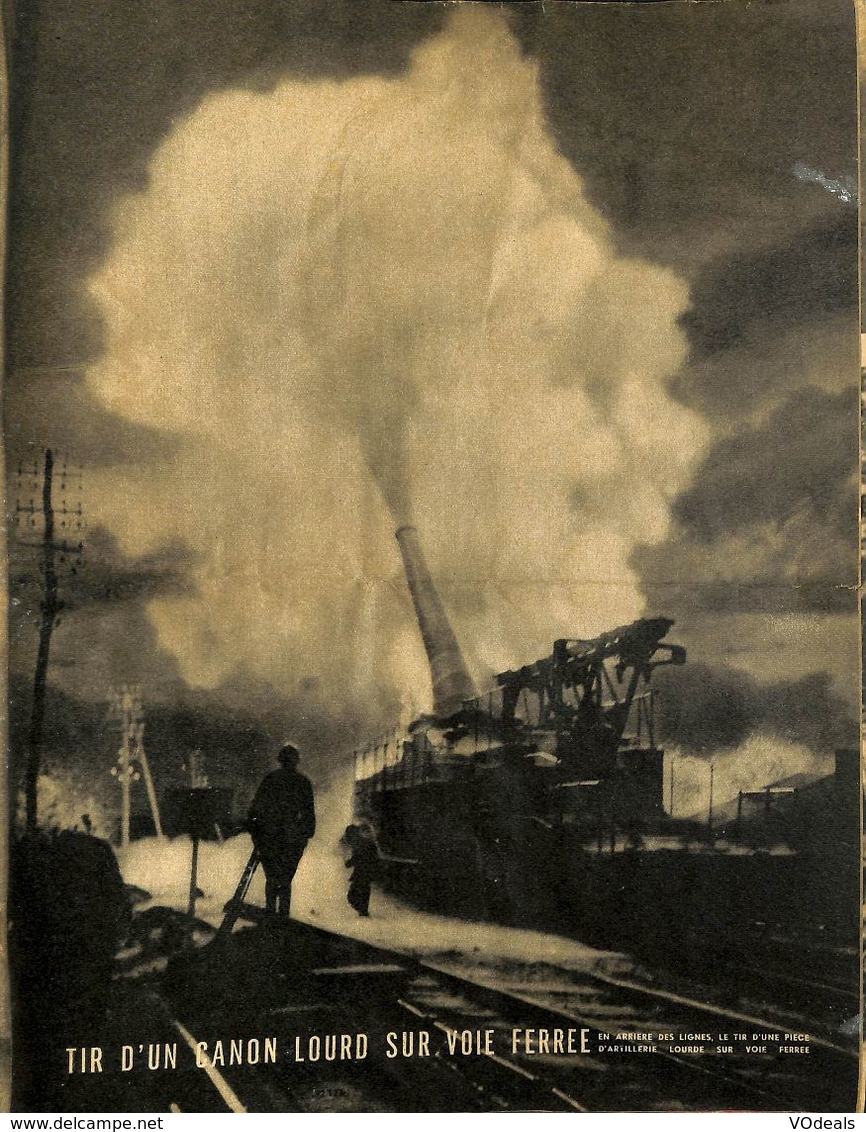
[278,743,300,768]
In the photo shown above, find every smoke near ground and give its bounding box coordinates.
[118,829,635,983]
[665,734,836,822]
[654,661,857,817]
[83,8,705,744]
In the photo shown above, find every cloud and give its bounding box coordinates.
[81,7,704,747]
[6,0,444,373]
[673,388,856,540]
[10,526,197,627]
[633,387,858,615]
[66,528,199,607]
[524,0,856,272]
[670,312,857,424]
[4,371,180,469]
[679,215,856,367]
[654,662,857,756]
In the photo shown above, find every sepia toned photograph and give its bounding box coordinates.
[4,0,861,1114]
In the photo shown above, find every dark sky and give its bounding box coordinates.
[6,0,860,793]
[7,1,856,377]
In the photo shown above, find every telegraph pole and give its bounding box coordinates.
[15,450,84,833]
[26,450,57,833]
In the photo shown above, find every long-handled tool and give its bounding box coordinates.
[216,848,261,939]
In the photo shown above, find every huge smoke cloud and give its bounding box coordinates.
[83,8,705,743]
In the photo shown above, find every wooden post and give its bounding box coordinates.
[120,738,132,848]
[137,739,164,839]
[187,835,200,920]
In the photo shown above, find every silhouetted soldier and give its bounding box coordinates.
[248,744,316,918]
[342,823,379,917]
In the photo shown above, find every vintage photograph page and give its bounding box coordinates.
[4,0,861,1114]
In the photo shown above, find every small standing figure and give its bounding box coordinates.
[342,823,378,918]
[248,744,316,919]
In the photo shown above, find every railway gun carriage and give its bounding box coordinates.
[352,527,858,960]
[354,617,686,919]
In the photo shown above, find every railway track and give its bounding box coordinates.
[526,910,859,1044]
[633,928,860,1039]
[144,918,857,1113]
[406,955,857,1112]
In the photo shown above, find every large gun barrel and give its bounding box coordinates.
[395,525,478,718]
